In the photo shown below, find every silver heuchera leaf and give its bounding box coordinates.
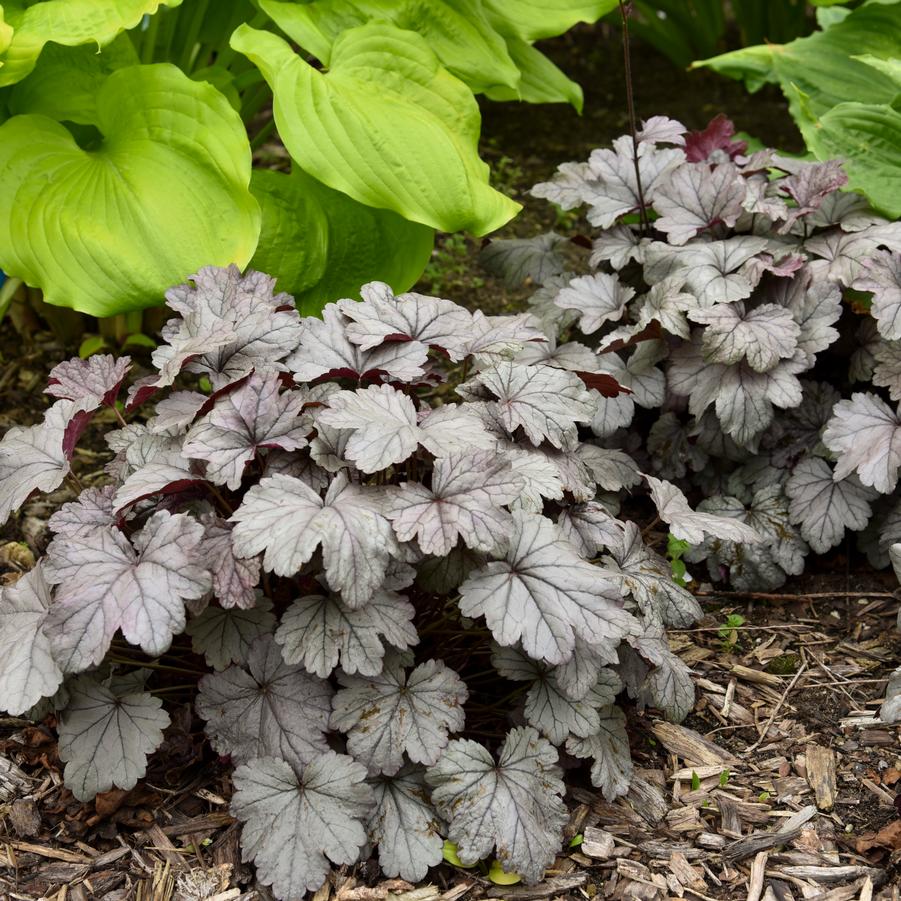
[317,385,492,473]
[583,137,685,228]
[767,270,842,357]
[644,476,760,544]
[652,162,746,245]
[57,675,170,801]
[691,302,800,372]
[275,590,417,678]
[148,390,208,435]
[182,372,309,490]
[387,452,522,556]
[556,502,624,557]
[288,304,428,383]
[459,363,595,449]
[644,237,768,307]
[856,250,901,340]
[112,451,201,514]
[339,282,473,360]
[625,632,695,722]
[553,637,620,701]
[491,644,621,743]
[823,393,901,494]
[637,115,686,146]
[554,272,635,334]
[589,224,644,271]
[426,726,568,883]
[880,664,901,724]
[668,337,807,446]
[530,161,603,211]
[805,227,893,285]
[565,705,633,800]
[462,310,546,363]
[872,338,901,402]
[786,457,876,553]
[603,522,703,628]
[199,516,261,610]
[46,354,131,407]
[459,511,637,665]
[778,159,847,230]
[515,333,598,372]
[47,485,116,539]
[44,512,211,672]
[331,654,468,775]
[230,472,398,607]
[0,565,64,715]
[196,635,333,771]
[0,399,86,527]
[231,753,373,901]
[185,597,277,671]
[479,234,568,290]
[157,266,303,391]
[369,765,444,882]
[684,488,806,591]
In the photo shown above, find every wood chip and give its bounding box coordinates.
[722,829,801,862]
[731,664,784,688]
[651,722,738,766]
[581,826,615,860]
[804,744,837,811]
[747,851,768,901]
[485,874,587,899]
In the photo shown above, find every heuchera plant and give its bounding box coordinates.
[0,266,756,898]
[483,114,901,600]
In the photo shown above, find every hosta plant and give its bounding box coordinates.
[0,0,617,317]
[0,265,755,898]
[483,114,901,596]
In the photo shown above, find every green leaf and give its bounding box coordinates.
[231,22,519,235]
[695,2,901,119]
[442,839,477,868]
[123,333,157,349]
[263,0,521,94]
[78,335,109,358]
[8,36,138,125]
[0,64,260,316]
[249,167,434,316]
[719,769,730,787]
[488,860,522,885]
[483,0,618,41]
[690,770,701,791]
[483,33,583,111]
[0,0,182,87]
[804,101,901,218]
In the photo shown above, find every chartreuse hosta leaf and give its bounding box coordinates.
[483,0,617,41]
[0,65,260,315]
[261,0,521,95]
[249,168,434,316]
[0,0,181,87]
[231,22,519,235]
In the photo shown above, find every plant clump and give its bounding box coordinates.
[0,264,752,898]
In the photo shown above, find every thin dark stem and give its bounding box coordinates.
[618,0,649,235]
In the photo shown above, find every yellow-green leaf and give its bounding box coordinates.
[488,859,522,885]
[0,64,260,315]
[231,22,519,236]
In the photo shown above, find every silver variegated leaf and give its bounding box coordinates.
[186,597,276,671]
[0,565,64,715]
[426,726,568,883]
[46,354,131,407]
[331,654,468,775]
[856,250,901,340]
[480,233,568,289]
[458,511,636,665]
[565,705,633,800]
[387,452,521,555]
[58,676,170,801]
[196,635,333,771]
[554,272,634,334]
[230,472,398,607]
[47,485,116,539]
[199,516,261,610]
[231,753,372,901]
[556,502,624,557]
[275,590,417,678]
[44,512,210,672]
[369,765,444,882]
[317,385,492,473]
[786,457,876,553]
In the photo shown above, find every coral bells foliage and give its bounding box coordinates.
[0,265,755,896]
[482,114,901,598]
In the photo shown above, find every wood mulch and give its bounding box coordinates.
[1,574,899,901]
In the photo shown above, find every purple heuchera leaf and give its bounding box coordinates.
[44,511,211,672]
[183,371,309,490]
[683,114,747,163]
[778,160,848,231]
[46,354,131,407]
